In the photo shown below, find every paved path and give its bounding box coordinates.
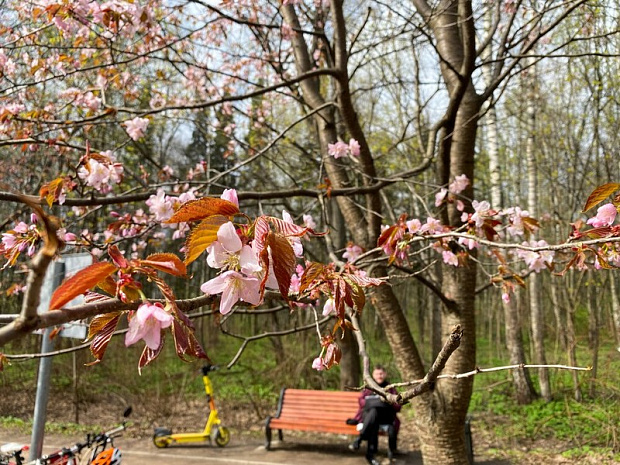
[1,431,423,465]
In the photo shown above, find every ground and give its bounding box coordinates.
[2,391,619,464]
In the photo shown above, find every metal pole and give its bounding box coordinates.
[29,261,65,461]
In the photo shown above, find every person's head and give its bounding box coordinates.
[372,364,387,384]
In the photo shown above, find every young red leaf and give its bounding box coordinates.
[252,215,271,256]
[582,183,620,212]
[49,262,117,310]
[165,197,239,224]
[138,337,165,373]
[184,215,228,265]
[87,312,121,364]
[140,253,187,277]
[343,273,384,288]
[108,244,129,269]
[266,232,297,301]
[343,277,366,313]
[39,177,64,208]
[268,216,327,238]
[171,320,208,361]
[299,262,325,294]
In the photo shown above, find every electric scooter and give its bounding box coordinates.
[152,365,231,448]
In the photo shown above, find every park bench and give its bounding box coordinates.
[264,388,391,451]
[265,388,474,463]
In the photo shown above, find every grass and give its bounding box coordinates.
[470,340,620,461]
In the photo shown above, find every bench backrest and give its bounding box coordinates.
[276,388,360,422]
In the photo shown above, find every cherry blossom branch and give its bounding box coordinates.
[1,305,291,360]
[386,364,592,389]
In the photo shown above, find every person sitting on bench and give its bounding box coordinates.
[347,364,401,465]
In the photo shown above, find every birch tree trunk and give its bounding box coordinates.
[610,275,620,350]
[481,3,536,405]
[524,56,552,401]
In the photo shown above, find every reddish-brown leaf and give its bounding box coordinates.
[165,197,239,224]
[87,311,122,340]
[88,312,121,363]
[96,275,118,296]
[140,253,187,277]
[343,273,384,288]
[39,178,64,208]
[343,277,366,313]
[184,215,228,265]
[50,262,117,310]
[583,183,620,212]
[585,226,613,239]
[252,216,271,256]
[138,337,165,373]
[171,320,208,361]
[377,225,397,248]
[299,262,325,294]
[108,244,129,269]
[266,232,297,301]
[268,216,327,238]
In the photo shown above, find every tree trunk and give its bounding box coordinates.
[610,273,620,350]
[587,274,599,398]
[524,56,552,401]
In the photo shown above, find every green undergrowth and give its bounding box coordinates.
[470,343,620,460]
[0,416,99,436]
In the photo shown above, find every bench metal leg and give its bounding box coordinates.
[278,429,283,441]
[265,417,272,450]
[465,416,474,464]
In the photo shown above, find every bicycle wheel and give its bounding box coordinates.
[214,426,230,447]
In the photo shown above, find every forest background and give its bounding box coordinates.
[0,0,620,464]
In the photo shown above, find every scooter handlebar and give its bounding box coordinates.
[202,365,219,375]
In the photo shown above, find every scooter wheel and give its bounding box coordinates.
[153,432,171,448]
[215,426,231,447]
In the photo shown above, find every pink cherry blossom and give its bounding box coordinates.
[502,292,511,304]
[586,203,617,228]
[420,217,443,234]
[503,206,533,236]
[123,117,149,141]
[442,250,459,267]
[342,244,363,263]
[348,138,361,157]
[470,200,492,227]
[221,188,239,207]
[200,270,262,314]
[435,188,448,207]
[125,302,173,350]
[303,214,316,230]
[328,141,349,159]
[406,219,422,234]
[458,236,478,250]
[146,189,174,222]
[449,174,469,194]
[312,357,326,371]
[282,210,303,257]
[516,240,554,273]
[78,159,110,191]
[322,297,336,316]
